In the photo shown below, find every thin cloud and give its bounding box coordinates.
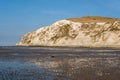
[106,0,120,10]
[111,3,120,10]
[41,10,73,16]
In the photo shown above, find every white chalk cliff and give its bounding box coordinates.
[16,16,120,47]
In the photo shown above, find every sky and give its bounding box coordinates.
[0,0,120,46]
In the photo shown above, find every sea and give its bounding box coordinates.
[0,46,120,80]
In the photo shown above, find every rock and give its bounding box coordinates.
[16,16,120,47]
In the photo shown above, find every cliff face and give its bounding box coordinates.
[16,16,120,47]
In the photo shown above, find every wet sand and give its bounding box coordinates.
[0,46,120,80]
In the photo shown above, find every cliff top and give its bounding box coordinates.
[68,16,120,23]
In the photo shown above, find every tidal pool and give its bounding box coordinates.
[0,46,120,80]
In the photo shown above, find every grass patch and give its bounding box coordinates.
[67,16,120,23]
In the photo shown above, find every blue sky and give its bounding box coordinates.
[0,0,120,46]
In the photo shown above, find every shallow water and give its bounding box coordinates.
[0,46,120,80]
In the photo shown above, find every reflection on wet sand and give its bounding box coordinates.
[0,46,120,80]
[30,57,120,80]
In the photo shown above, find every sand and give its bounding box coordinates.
[0,46,120,80]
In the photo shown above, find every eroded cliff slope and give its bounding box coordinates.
[16,16,120,47]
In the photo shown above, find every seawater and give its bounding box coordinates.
[0,46,120,80]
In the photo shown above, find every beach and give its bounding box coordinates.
[0,46,120,80]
